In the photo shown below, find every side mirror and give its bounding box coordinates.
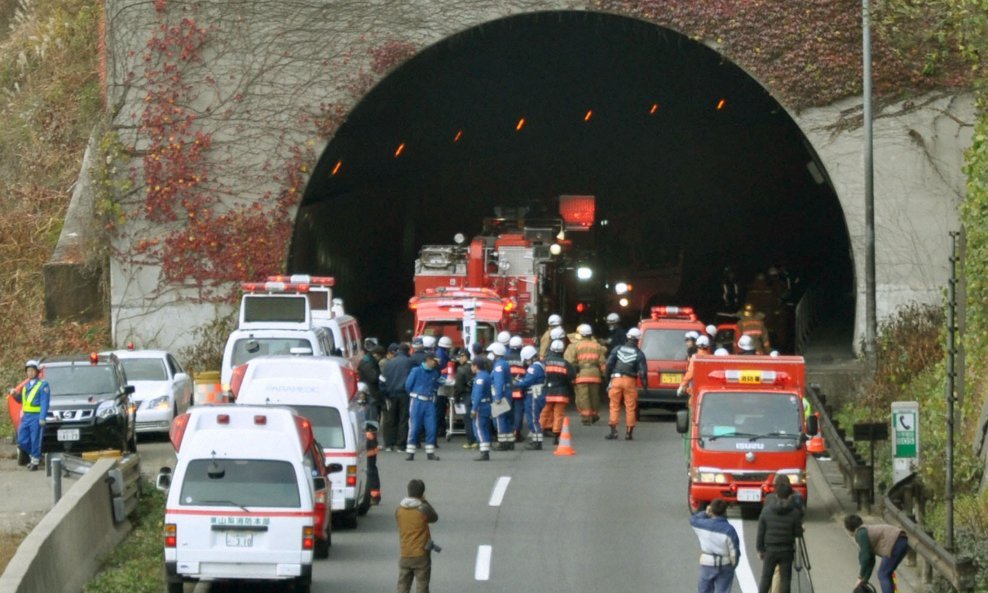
[174,372,190,383]
[675,409,690,434]
[124,385,136,396]
[327,462,344,474]
[313,476,327,491]
[805,414,819,437]
[156,467,172,491]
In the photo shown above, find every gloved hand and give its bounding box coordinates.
[676,385,686,397]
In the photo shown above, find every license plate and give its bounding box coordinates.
[737,488,762,502]
[660,373,683,385]
[57,429,80,442]
[225,532,253,547]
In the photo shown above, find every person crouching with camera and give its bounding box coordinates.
[396,478,439,593]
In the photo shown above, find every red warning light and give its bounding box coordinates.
[559,195,596,232]
[576,302,586,313]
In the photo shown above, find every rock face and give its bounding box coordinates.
[85,1,972,352]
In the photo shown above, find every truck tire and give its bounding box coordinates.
[341,510,358,529]
[293,576,311,593]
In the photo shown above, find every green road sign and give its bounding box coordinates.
[892,409,917,458]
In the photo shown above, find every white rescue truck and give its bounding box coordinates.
[159,406,332,593]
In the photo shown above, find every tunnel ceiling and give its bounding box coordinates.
[293,10,854,343]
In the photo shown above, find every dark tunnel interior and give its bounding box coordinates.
[290,11,855,354]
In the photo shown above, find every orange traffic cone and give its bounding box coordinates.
[807,413,826,456]
[554,417,576,456]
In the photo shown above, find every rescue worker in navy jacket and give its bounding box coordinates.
[488,342,514,450]
[605,328,648,441]
[543,340,576,445]
[506,335,526,442]
[14,360,50,471]
[470,357,493,461]
[382,344,413,451]
[605,312,627,353]
[514,345,546,450]
[404,353,443,461]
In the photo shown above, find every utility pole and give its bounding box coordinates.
[863,0,877,359]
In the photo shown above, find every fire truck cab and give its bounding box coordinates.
[676,354,817,514]
[409,287,507,349]
[637,306,707,410]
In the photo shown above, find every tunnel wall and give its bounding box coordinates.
[101,0,972,353]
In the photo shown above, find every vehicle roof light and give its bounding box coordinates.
[216,414,230,425]
[169,413,190,451]
[707,369,790,386]
[241,281,310,293]
[266,275,335,286]
[254,415,267,425]
[650,306,696,320]
[89,352,99,364]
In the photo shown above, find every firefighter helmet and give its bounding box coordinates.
[487,342,506,356]
[626,327,642,340]
[437,336,453,349]
[706,324,717,337]
[550,326,565,340]
[684,331,699,341]
[696,335,710,348]
[550,339,565,353]
[547,314,562,327]
[422,335,437,349]
[577,324,593,337]
[509,335,523,348]
[520,345,538,361]
[606,313,620,324]
[714,348,729,356]
[496,331,511,345]
[737,335,755,352]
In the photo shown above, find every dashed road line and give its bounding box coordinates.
[475,545,493,580]
[488,476,511,506]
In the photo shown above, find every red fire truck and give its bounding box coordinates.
[408,287,510,350]
[676,354,818,514]
[638,306,707,410]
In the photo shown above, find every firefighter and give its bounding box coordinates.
[678,335,713,404]
[738,303,771,354]
[543,339,576,445]
[365,420,382,504]
[515,345,546,450]
[436,336,453,368]
[539,325,568,434]
[721,266,741,311]
[496,330,511,347]
[539,314,563,358]
[489,342,515,450]
[737,334,758,355]
[403,353,443,461]
[685,330,700,357]
[565,324,607,426]
[605,312,626,353]
[470,357,493,461]
[605,328,648,440]
[706,324,718,343]
[507,335,526,441]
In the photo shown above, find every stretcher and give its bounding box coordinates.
[439,381,466,441]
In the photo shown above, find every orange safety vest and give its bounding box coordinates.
[567,340,606,384]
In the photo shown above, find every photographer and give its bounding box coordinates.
[396,479,439,593]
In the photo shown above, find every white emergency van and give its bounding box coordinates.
[159,406,328,593]
[235,355,370,528]
[265,275,363,365]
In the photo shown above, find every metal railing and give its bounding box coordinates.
[805,385,873,507]
[48,452,141,523]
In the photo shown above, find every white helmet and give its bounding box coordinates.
[437,336,453,349]
[520,345,538,361]
[547,314,562,327]
[769,350,780,358]
[714,348,729,356]
[684,331,700,341]
[577,324,593,337]
[706,324,718,337]
[606,313,620,324]
[550,326,566,340]
[626,327,642,340]
[422,335,437,348]
[696,335,710,348]
[487,342,506,356]
[550,339,565,353]
[496,331,511,345]
[737,335,755,351]
[509,335,523,348]
[25,360,39,369]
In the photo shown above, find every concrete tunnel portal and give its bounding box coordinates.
[290,11,855,355]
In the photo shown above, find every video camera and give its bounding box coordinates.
[425,540,442,554]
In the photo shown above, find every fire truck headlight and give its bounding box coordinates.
[577,267,593,281]
[780,471,805,485]
[692,468,728,484]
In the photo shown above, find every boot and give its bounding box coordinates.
[625,427,635,441]
[405,453,414,461]
[475,451,490,461]
[492,441,505,451]
[525,441,542,450]
[553,433,560,445]
[592,414,601,424]
[514,430,523,443]
[605,425,619,440]
[505,441,515,450]
[542,428,554,437]
[427,452,440,461]
[581,417,591,426]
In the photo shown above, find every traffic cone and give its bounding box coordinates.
[554,417,576,456]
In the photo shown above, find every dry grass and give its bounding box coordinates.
[0,531,28,574]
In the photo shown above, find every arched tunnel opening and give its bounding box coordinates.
[291,11,855,357]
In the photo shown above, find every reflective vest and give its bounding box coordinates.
[508,352,525,399]
[566,339,606,384]
[22,381,43,414]
[543,354,574,402]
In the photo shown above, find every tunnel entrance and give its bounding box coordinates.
[291,10,855,356]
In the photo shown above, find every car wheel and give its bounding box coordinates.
[166,578,184,593]
[357,490,371,516]
[342,510,358,529]
[293,576,311,593]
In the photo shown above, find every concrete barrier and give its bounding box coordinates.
[0,458,131,593]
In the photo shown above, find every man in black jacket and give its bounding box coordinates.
[452,349,477,448]
[756,479,804,593]
[358,342,385,423]
[382,344,414,451]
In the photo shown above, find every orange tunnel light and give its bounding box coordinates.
[516,117,526,132]
[453,130,463,143]
[584,110,593,122]
[649,103,660,115]
[331,160,342,176]
[394,143,406,158]
[716,99,726,111]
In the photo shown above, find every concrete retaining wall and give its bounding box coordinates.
[0,458,131,593]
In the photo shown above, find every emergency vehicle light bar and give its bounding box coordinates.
[650,306,697,320]
[707,369,791,386]
[241,281,310,293]
[266,274,335,286]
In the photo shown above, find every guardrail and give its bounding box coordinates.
[807,385,977,592]
[47,452,141,523]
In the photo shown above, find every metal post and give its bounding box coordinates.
[863,0,877,358]
[946,231,958,550]
[51,457,62,504]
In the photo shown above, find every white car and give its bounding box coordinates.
[106,349,193,434]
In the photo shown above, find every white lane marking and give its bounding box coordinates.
[488,476,511,506]
[475,545,493,580]
[730,518,759,593]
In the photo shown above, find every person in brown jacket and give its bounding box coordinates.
[844,514,908,593]
[564,324,607,425]
[396,479,439,593]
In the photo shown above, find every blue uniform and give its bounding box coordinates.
[404,364,442,456]
[515,361,546,444]
[17,378,51,463]
[507,349,525,434]
[470,370,493,452]
[491,357,513,445]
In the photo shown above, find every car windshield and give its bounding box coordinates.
[422,322,496,347]
[287,405,346,449]
[179,459,301,508]
[698,391,802,450]
[121,358,167,381]
[641,329,689,361]
[231,338,314,366]
[43,365,118,396]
